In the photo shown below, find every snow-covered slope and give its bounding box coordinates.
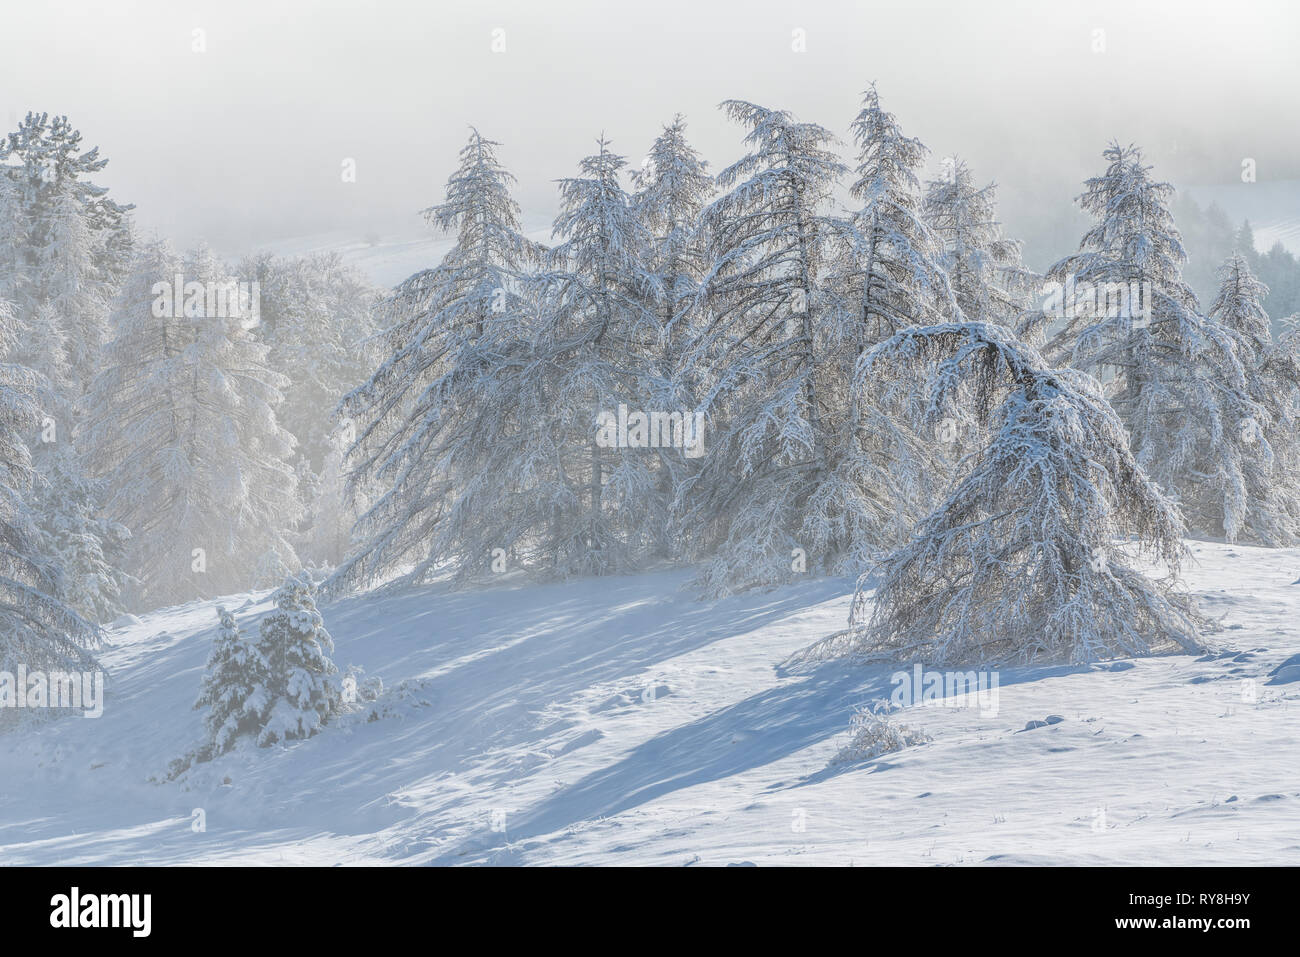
[1,541,1298,866]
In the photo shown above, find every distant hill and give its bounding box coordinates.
[1185,179,1300,256]
[232,225,553,291]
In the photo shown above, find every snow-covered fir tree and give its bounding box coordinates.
[85,242,300,607]
[525,135,668,575]
[631,114,713,364]
[675,102,847,594]
[921,154,1038,330]
[331,129,544,591]
[0,299,98,671]
[1041,143,1261,541]
[846,322,1209,666]
[194,605,270,755]
[239,251,378,472]
[830,85,956,343]
[30,445,132,623]
[1206,254,1300,543]
[255,573,340,746]
[1,113,134,631]
[630,117,714,559]
[681,98,949,595]
[0,112,132,402]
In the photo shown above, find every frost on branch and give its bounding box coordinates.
[845,322,1210,667]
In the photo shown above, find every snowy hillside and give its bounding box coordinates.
[1,540,1297,866]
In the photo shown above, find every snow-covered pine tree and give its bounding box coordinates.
[253,549,292,589]
[85,242,300,606]
[30,445,131,623]
[0,198,78,459]
[239,251,378,472]
[1207,254,1300,543]
[0,113,132,239]
[22,196,118,617]
[845,322,1208,666]
[1276,316,1300,497]
[631,117,714,559]
[0,297,98,672]
[1280,313,1300,354]
[527,135,667,575]
[631,114,713,364]
[330,129,543,591]
[674,102,850,594]
[1,115,134,629]
[921,154,1039,330]
[823,86,968,552]
[1042,143,1261,541]
[1268,314,1300,548]
[0,174,24,303]
[194,605,270,755]
[0,112,132,402]
[913,152,1042,477]
[36,188,110,400]
[681,97,953,595]
[831,85,956,343]
[13,301,71,428]
[255,573,339,746]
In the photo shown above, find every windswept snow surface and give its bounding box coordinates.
[1,541,1298,866]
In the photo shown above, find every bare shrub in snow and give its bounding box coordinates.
[831,706,930,764]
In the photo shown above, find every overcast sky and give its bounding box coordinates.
[2,0,1297,259]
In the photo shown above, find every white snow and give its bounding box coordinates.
[1,540,1297,866]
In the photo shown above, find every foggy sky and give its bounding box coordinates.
[2,0,1296,263]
